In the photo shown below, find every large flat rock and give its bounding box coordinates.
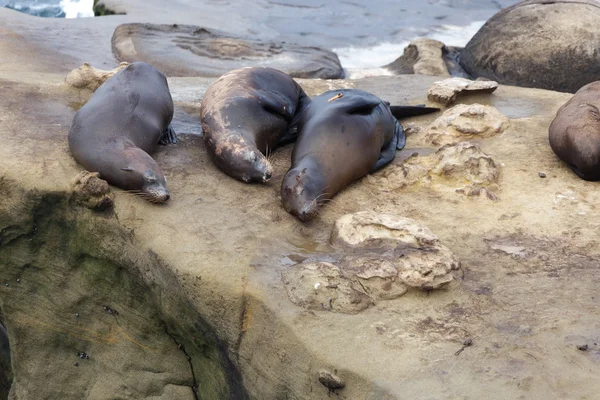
[2,5,600,400]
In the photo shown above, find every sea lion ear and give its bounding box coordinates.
[121,167,134,171]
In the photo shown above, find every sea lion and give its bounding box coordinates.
[281,89,438,221]
[200,66,311,183]
[68,61,176,203]
[549,81,600,181]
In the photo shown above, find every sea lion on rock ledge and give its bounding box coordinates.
[200,66,311,183]
[68,62,176,203]
[281,89,438,221]
[549,81,600,181]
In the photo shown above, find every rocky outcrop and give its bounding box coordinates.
[418,104,510,146]
[282,212,461,314]
[111,23,344,79]
[460,0,600,93]
[427,77,498,105]
[64,62,129,92]
[383,39,470,78]
[379,142,500,199]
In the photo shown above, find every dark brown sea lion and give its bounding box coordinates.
[281,89,438,221]
[200,66,310,183]
[68,62,176,203]
[549,81,600,181]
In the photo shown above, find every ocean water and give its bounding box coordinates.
[1,0,92,18]
[1,0,520,71]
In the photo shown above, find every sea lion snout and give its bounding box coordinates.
[281,165,323,221]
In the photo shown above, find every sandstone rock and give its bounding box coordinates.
[332,212,461,290]
[70,171,114,210]
[422,104,510,146]
[281,262,374,314]
[64,62,129,92]
[427,77,498,105]
[460,0,600,93]
[380,142,499,197]
[111,23,343,79]
[318,370,345,391]
[384,38,451,77]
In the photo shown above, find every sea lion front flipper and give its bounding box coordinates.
[159,124,177,145]
[389,105,440,119]
[394,119,406,150]
[371,124,400,172]
[255,89,294,122]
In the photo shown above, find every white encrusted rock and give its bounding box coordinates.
[423,103,509,146]
[65,62,129,92]
[427,77,498,105]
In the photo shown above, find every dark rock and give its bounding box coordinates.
[460,0,600,93]
[318,370,345,390]
[111,23,343,79]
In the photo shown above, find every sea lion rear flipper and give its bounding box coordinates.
[389,105,439,119]
[346,99,381,115]
[255,89,294,122]
[159,124,177,145]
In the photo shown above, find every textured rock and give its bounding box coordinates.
[427,77,498,105]
[331,212,461,290]
[460,0,600,93]
[384,39,451,77]
[111,23,344,79]
[421,104,510,146]
[380,142,499,197]
[64,62,129,92]
[318,370,345,391]
[281,262,374,314]
[70,171,114,210]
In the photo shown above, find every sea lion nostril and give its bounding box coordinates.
[265,172,272,180]
[164,193,170,201]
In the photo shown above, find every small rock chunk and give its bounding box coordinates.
[427,77,498,105]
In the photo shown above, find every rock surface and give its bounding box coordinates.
[460,0,600,93]
[384,38,451,77]
[428,77,499,105]
[379,142,500,199]
[3,5,600,399]
[418,104,510,146]
[112,23,344,79]
[64,62,129,92]
[283,212,460,314]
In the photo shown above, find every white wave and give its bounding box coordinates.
[60,0,93,18]
[333,20,486,72]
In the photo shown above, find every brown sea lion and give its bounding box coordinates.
[281,89,438,221]
[549,81,600,181]
[200,66,310,183]
[68,62,176,203]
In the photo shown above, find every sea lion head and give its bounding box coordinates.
[118,149,170,203]
[281,161,326,221]
[236,148,273,183]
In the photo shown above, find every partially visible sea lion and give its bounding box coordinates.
[68,62,176,203]
[200,67,311,183]
[549,81,600,181]
[281,89,438,221]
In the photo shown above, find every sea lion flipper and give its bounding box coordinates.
[395,119,406,150]
[255,89,294,122]
[389,105,439,119]
[159,124,177,145]
[371,125,400,172]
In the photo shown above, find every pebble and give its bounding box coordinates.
[538,172,546,178]
[318,369,345,390]
[577,344,588,351]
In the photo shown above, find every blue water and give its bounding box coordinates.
[2,0,65,17]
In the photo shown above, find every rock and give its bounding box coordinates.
[318,370,345,391]
[64,62,129,92]
[111,23,344,79]
[380,142,499,197]
[70,171,114,210]
[332,212,461,290]
[422,104,510,146]
[427,77,498,105]
[281,262,374,314]
[384,38,451,77]
[460,0,600,93]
